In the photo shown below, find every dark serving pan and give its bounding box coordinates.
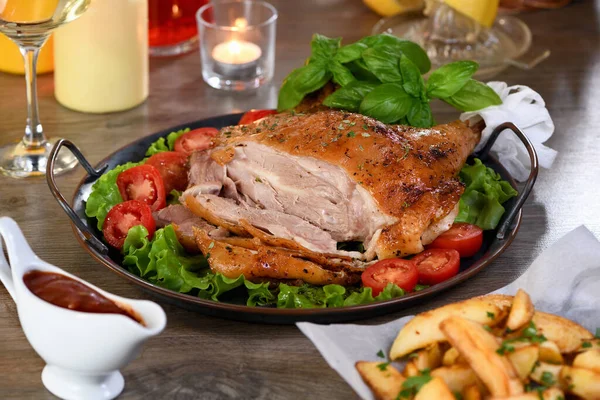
[46,114,538,324]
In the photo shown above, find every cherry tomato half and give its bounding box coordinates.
[117,164,166,211]
[173,128,218,154]
[102,200,156,249]
[428,223,483,258]
[412,248,460,285]
[238,109,277,125]
[361,258,419,296]
[145,151,189,194]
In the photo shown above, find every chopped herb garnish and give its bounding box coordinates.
[279,138,286,143]
[208,241,215,249]
[453,392,463,400]
[400,371,432,398]
[363,124,369,130]
[241,126,248,132]
[408,352,419,359]
[541,371,556,386]
[224,131,232,137]
[483,325,492,332]
[331,137,338,142]
[337,123,345,130]
[206,252,211,259]
[595,328,600,338]
[361,132,371,137]
[255,177,263,183]
[347,131,356,137]
[342,119,351,124]
[321,142,329,147]
[357,163,364,170]
[402,145,410,160]
[568,383,575,391]
[359,145,364,151]
[403,202,410,208]
[377,362,390,371]
[496,342,515,355]
[486,311,495,319]
[377,349,385,359]
[582,341,592,348]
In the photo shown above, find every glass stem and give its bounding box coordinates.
[20,45,46,148]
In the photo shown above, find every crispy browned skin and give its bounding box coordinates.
[219,110,480,258]
[193,228,360,285]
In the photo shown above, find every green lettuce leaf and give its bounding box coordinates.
[455,158,518,230]
[145,128,190,156]
[85,161,142,230]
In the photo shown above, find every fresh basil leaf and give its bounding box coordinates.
[277,63,332,111]
[359,83,412,123]
[361,47,403,83]
[399,55,425,98]
[346,59,380,82]
[277,67,306,111]
[323,81,378,111]
[443,79,502,112]
[334,42,368,63]
[310,33,341,61]
[426,61,479,99]
[329,61,356,87]
[394,40,431,74]
[407,100,435,128]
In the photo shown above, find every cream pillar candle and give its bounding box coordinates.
[53,0,148,113]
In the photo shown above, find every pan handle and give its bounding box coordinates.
[474,122,539,240]
[46,139,109,255]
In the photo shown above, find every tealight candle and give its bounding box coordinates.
[197,1,277,91]
[212,40,262,65]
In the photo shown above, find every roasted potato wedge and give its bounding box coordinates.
[356,361,404,400]
[463,384,483,400]
[431,364,482,393]
[507,345,539,381]
[390,295,513,359]
[404,361,419,377]
[506,289,535,331]
[529,362,563,388]
[442,347,464,366]
[532,312,593,353]
[440,316,523,396]
[489,387,565,400]
[573,349,600,373]
[413,343,443,371]
[414,377,455,400]
[560,365,600,399]
[538,341,564,364]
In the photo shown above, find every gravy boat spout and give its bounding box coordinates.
[0,217,167,400]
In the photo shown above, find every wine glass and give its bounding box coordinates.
[0,0,92,178]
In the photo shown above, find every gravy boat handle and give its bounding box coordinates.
[0,226,15,302]
[0,217,39,301]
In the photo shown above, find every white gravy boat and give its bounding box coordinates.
[0,217,167,400]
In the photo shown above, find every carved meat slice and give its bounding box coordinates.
[193,228,361,286]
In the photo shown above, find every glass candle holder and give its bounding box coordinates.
[197,0,277,91]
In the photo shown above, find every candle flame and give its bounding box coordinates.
[233,17,248,30]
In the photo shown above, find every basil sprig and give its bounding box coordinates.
[277,33,502,128]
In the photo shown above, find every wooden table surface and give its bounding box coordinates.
[1,1,599,399]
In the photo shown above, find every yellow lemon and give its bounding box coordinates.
[363,0,424,17]
[443,0,499,28]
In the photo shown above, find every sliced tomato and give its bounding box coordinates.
[238,109,278,125]
[361,258,419,296]
[428,223,483,258]
[413,248,460,285]
[145,151,189,193]
[116,164,166,211]
[173,128,218,154]
[102,200,156,249]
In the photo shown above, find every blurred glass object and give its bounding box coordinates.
[500,0,574,12]
[372,0,549,79]
[149,0,209,57]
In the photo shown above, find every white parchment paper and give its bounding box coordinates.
[297,226,600,400]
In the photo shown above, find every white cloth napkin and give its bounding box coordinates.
[297,226,600,400]
[460,82,557,182]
